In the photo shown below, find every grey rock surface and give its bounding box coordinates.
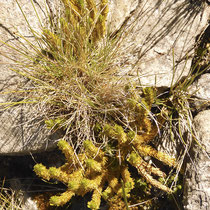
[0,0,60,155]
[108,0,139,32]
[189,73,210,113]
[183,110,210,210]
[112,0,210,86]
[189,73,210,100]
[0,104,61,155]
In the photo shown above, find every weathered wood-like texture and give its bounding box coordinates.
[183,110,210,210]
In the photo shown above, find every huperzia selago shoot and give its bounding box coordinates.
[42,0,108,61]
[34,87,177,209]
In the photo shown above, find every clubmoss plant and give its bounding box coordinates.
[34,87,177,208]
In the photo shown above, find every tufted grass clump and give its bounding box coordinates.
[0,0,128,145]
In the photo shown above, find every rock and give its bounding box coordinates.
[183,110,210,210]
[0,0,61,155]
[111,0,210,86]
[22,197,38,210]
[189,73,210,113]
[107,0,139,32]
[0,104,61,155]
[189,73,210,100]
